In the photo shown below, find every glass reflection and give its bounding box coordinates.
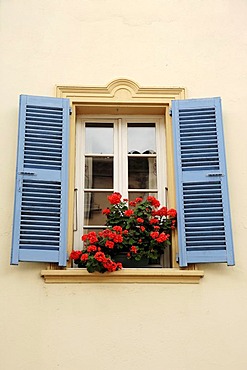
[128,123,156,154]
[84,192,112,226]
[85,123,113,154]
[128,157,157,189]
[85,157,113,189]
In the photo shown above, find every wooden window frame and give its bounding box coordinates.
[41,79,204,283]
[74,115,167,253]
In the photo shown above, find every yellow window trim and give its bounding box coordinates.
[41,268,204,284]
[41,79,204,283]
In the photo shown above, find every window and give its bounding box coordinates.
[11,79,234,283]
[74,115,171,266]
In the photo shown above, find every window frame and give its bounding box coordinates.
[74,114,167,251]
[41,79,204,283]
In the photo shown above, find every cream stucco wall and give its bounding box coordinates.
[1,1,247,369]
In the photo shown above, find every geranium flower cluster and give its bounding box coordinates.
[70,228,123,273]
[70,193,176,273]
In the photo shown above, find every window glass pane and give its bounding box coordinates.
[85,157,113,189]
[84,192,112,226]
[128,157,157,189]
[128,123,156,154]
[85,123,113,154]
[83,228,104,235]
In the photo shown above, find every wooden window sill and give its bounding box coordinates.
[41,268,204,284]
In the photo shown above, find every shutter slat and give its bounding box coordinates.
[172,97,234,266]
[11,95,70,266]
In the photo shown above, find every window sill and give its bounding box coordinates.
[41,268,204,284]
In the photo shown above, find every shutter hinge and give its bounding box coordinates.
[169,108,172,117]
[69,107,72,115]
[176,253,179,262]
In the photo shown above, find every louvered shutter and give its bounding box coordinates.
[172,97,234,267]
[11,95,70,266]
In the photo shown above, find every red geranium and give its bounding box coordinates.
[87,245,97,252]
[130,246,138,254]
[82,231,98,244]
[129,201,136,206]
[150,218,159,224]
[81,253,89,261]
[124,209,134,217]
[167,208,177,218]
[102,208,111,215]
[107,192,122,204]
[112,234,123,243]
[135,197,143,203]
[71,192,176,273]
[156,207,167,216]
[147,196,160,208]
[150,231,159,239]
[105,240,114,249]
[113,225,123,233]
[94,251,107,262]
[137,217,144,223]
[70,250,82,260]
[156,233,169,243]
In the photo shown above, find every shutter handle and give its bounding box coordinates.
[18,171,36,176]
[206,173,224,177]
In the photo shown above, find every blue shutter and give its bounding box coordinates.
[172,97,234,267]
[11,95,70,266]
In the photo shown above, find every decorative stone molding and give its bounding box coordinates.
[56,78,185,105]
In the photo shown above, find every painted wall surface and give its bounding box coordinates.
[1,1,247,369]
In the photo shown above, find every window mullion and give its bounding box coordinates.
[74,120,85,250]
[120,118,128,199]
[156,116,167,206]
